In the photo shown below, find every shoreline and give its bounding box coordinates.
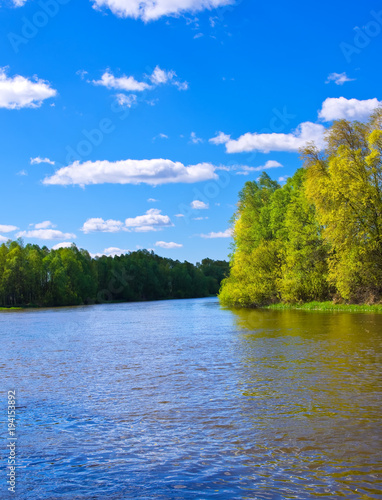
[263,301,382,313]
[0,296,218,312]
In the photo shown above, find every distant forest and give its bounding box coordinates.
[220,109,382,307]
[0,241,229,308]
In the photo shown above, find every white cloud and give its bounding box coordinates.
[16,229,77,240]
[278,176,290,183]
[175,214,185,218]
[150,66,172,85]
[125,209,173,232]
[237,160,283,175]
[11,0,28,6]
[92,71,150,92]
[0,67,56,109]
[30,157,55,165]
[91,67,187,100]
[43,159,218,187]
[191,200,209,209]
[192,216,208,220]
[200,228,232,238]
[0,224,19,233]
[33,221,56,230]
[215,122,326,153]
[326,72,355,86]
[115,93,137,108]
[81,218,125,234]
[155,241,183,249]
[190,132,203,144]
[209,131,231,145]
[0,235,9,243]
[92,247,131,258]
[149,66,188,90]
[76,69,88,80]
[148,198,159,202]
[17,170,28,176]
[318,97,381,122]
[153,133,168,140]
[91,0,233,22]
[52,242,74,250]
[82,209,173,234]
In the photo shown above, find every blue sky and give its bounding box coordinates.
[0,0,381,262]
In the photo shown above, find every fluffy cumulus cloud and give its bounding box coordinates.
[210,97,382,154]
[92,71,151,92]
[91,247,131,258]
[325,72,355,85]
[43,159,218,187]
[150,66,188,90]
[81,218,125,234]
[209,131,231,145]
[0,67,56,109]
[155,241,183,249]
[10,0,28,6]
[52,242,75,250]
[30,157,55,165]
[200,229,232,238]
[16,229,77,240]
[91,0,233,22]
[0,235,9,243]
[211,122,326,153]
[318,97,382,122]
[125,209,173,232]
[82,209,173,234]
[0,224,19,233]
[91,67,187,96]
[115,93,137,108]
[191,200,209,209]
[32,221,56,229]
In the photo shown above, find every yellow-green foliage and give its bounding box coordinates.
[303,109,382,302]
[220,109,382,307]
[219,240,281,307]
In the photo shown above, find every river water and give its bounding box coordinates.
[1,298,381,499]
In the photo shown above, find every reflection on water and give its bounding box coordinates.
[1,298,381,499]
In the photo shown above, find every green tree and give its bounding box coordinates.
[302,109,382,302]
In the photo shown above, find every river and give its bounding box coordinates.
[1,298,381,499]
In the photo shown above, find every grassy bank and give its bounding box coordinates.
[0,307,23,311]
[264,301,382,313]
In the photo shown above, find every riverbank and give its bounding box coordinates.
[0,307,22,311]
[264,301,382,313]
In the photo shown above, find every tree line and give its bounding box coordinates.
[0,241,229,307]
[219,109,382,307]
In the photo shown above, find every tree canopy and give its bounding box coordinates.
[219,109,382,307]
[0,241,229,308]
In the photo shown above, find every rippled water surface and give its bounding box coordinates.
[1,298,382,499]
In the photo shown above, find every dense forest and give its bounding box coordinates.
[220,109,382,307]
[0,241,229,308]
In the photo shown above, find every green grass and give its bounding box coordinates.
[264,301,382,313]
[0,307,23,311]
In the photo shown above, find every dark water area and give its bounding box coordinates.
[1,298,381,499]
